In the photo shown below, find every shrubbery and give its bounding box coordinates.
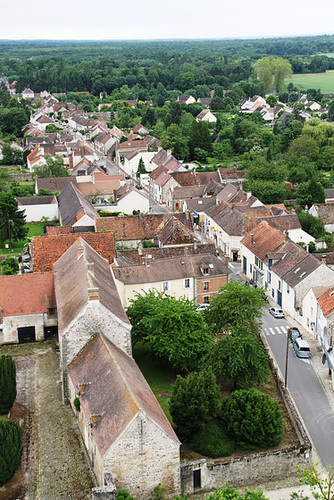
[191,420,236,458]
[221,388,283,448]
[0,419,23,486]
[169,368,221,440]
[0,355,17,414]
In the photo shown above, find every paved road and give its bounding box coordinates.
[262,310,334,467]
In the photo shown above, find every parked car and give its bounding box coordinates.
[135,184,143,190]
[125,175,130,180]
[288,327,302,343]
[293,338,311,359]
[196,303,210,313]
[269,307,284,318]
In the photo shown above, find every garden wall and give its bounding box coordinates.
[180,334,312,495]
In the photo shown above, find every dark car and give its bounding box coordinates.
[288,327,302,343]
[135,184,143,190]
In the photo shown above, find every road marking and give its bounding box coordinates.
[275,327,283,334]
[281,326,288,334]
[269,327,275,335]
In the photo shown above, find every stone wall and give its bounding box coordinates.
[104,412,181,499]
[180,334,312,496]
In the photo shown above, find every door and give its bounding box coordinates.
[243,256,247,275]
[277,290,282,307]
[193,469,201,489]
[18,326,36,343]
[44,325,58,340]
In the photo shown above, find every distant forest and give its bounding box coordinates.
[1,35,334,95]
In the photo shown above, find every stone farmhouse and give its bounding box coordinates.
[0,272,57,344]
[52,238,181,498]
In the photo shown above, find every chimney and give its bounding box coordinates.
[88,287,99,301]
[250,234,254,244]
[185,209,190,221]
[322,254,327,265]
[246,191,252,200]
[248,219,253,232]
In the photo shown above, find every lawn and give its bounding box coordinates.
[0,222,45,255]
[132,342,179,424]
[285,70,334,94]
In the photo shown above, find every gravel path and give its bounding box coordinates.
[0,341,97,500]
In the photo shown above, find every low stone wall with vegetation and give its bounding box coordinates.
[180,335,312,496]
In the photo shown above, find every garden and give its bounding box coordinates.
[129,282,300,461]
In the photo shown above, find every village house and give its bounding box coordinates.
[113,253,229,308]
[58,182,99,230]
[309,203,334,233]
[76,171,125,201]
[177,94,196,105]
[111,184,150,214]
[196,109,217,123]
[0,272,57,344]
[30,230,117,273]
[95,213,194,249]
[17,195,58,222]
[240,221,334,321]
[35,176,77,194]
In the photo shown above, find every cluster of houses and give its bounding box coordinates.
[2,84,334,496]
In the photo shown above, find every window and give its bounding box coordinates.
[287,284,289,294]
[184,278,191,289]
[278,281,281,290]
[203,281,209,291]
[250,264,253,274]
[47,307,56,316]
[204,296,210,303]
[161,281,170,292]
[202,267,209,275]
[267,271,271,284]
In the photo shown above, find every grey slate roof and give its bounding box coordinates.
[113,254,228,285]
[58,182,99,226]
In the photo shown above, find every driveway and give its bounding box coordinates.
[0,341,96,500]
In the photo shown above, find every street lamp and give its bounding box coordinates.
[284,329,289,388]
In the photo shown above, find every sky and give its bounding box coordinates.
[1,0,334,41]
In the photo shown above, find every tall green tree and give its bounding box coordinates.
[127,291,213,370]
[0,419,23,487]
[205,281,266,335]
[202,326,269,389]
[161,124,189,160]
[0,355,17,414]
[0,191,28,247]
[32,154,69,178]
[254,56,292,93]
[169,368,221,440]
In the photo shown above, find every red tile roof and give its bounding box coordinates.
[0,272,55,317]
[241,220,286,261]
[318,287,334,318]
[32,231,116,272]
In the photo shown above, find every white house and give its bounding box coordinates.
[111,184,150,214]
[17,195,58,222]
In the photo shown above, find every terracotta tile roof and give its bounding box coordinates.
[186,196,217,212]
[195,171,220,185]
[241,221,286,261]
[0,272,55,317]
[149,164,168,181]
[32,231,116,272]
[67,334,179,456]
[173,185,206,199]
[53,238,128,332]
[171,171,196,187]
[95,213,192,240]
[156,217,194,245]
[154,171,171,188]
[318,287,334,317]
[46,226,74,236]
[218,167,247,180]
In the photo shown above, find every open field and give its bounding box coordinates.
[285,70,334,93]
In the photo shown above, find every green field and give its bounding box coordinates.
[285,70,334,94]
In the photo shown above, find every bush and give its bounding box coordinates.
[73,397,80,412]
[221,388,282,448]
[169,368,221,441]
[0,256,19,276]
[0,419,23,486]
[191,420,236,458]
[0,355,17,414]
[117,490,134,500]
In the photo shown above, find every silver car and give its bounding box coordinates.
[269,307,284,318]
